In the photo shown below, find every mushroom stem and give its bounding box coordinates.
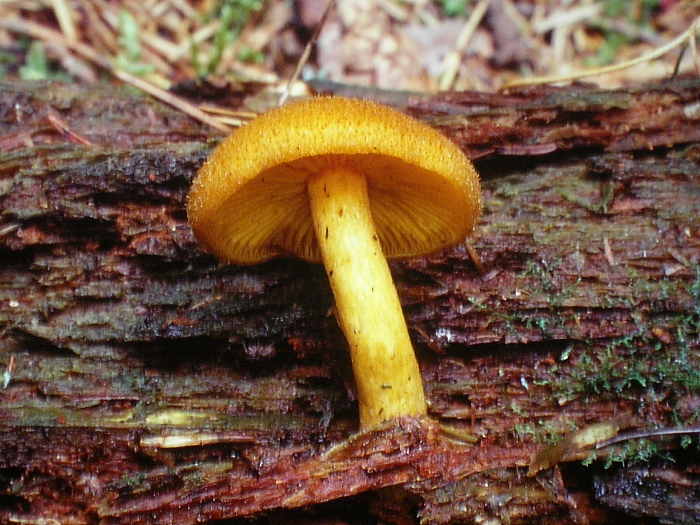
[308,167,427,430]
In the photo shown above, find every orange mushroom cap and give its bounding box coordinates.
[187,96,481,264]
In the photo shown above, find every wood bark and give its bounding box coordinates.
[1,78,699,525]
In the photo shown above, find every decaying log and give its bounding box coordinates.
[1,79,699,525]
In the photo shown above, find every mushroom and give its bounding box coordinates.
[187,97,481,431]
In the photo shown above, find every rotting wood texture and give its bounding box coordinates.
[1,79,699,525]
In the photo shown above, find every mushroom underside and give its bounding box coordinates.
[199,154,472,265]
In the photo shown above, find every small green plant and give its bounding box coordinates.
[587,0,661,67]
[19,41,50,80]
[586,31,634,67]
[115,9,156,76]
[237,46,265,64]
[438,0,469,17]
[193,0,264,76]
[18,40,71,81]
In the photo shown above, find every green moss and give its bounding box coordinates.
[560,328,699,398]
[559,179,616,214]
[533,263,700,471]
[605,438,668,468]
[500,259,584,342]
[552,262,700,398]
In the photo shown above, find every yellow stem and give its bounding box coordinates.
[308,167,426,430]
